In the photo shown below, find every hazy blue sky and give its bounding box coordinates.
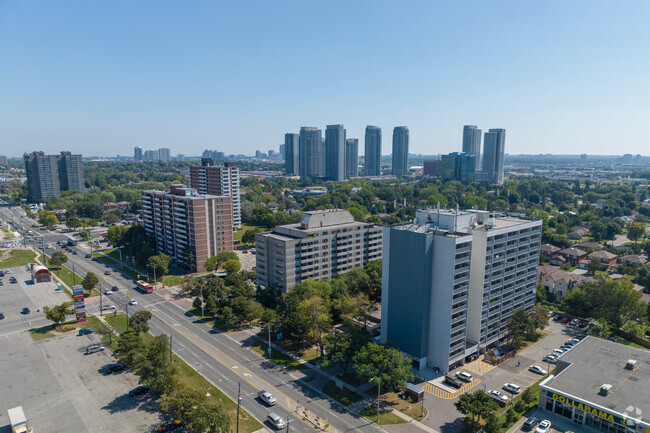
[1,1,649,157]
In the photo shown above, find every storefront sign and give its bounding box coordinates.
[547,391,629,426]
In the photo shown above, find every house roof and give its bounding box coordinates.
[574,241,603,250]
[587,250,617,260]
[542,269,585,285]
[540,244,561,254]
[620,254,648,265]
[538,265,557,276]
[558,247,587,257]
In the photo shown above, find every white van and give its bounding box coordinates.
[267,413,286,429]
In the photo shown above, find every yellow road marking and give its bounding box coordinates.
[5,335,9,341]
[154,312,342,433]
[16,332,20,339]
[421,378,481,400]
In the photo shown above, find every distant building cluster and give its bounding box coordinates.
[133,147,171,162]
[284,125,409,180]
[24,151,85,202]
[425,125,506,185]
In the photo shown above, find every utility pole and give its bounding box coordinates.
[169,334,173,365]
[285,418,295,433]
[200,288,205,317]
[236,382,241,433]
[118,249,123,271]
[268,322,272,357]
[72,263,76,286]
[99,283,103,315]
[126,302,129,332]
[371,377,381,422]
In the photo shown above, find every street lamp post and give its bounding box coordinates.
[370,377,381,422]
[285,418,295,433]
[118,249,123,271]
[200,288,205,317]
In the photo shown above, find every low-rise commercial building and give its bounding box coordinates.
[141,185,233,272]
[539,336,650,433]
[255,209,382,292]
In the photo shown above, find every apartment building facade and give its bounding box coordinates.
[24,151,85,202]
[141,185,233,272]
[381,208,542,372]
[189,158,241,229]
[255,209,383,292]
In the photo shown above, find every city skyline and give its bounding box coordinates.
[2,2,649,156]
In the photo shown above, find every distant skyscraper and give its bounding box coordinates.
[482,128,506,185]
[325,124,346,181]
[159,148,171,162]
[364,126,382,176]
[299,127,324,180]
[440,152,476,181]
[134,147,143,161]
[345,139,359,178]
[144,149,160,161]
[0,155,8,165]
[24,151,85,202]
[392,126,409,175]
[279,144,285,160]
[462,125,482,170]
[284,133,299,175]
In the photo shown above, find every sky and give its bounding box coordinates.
[1,1,649,157]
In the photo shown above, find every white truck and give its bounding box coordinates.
[8,406,33,433]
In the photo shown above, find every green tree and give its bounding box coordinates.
[191,403,231,433]
[136,334,177,395]
[107,224,128,246]
[483,412,500,433]
[204,251,239,271]
[104,212,120,225]
[130,310,153,335]
[321,330,365,373]
[586,258,604,275]
[222,259,241,275]
[160,385,204,425]
[627,222,645,243]
[532,305,549,330]
[622,320,646,337]
[521,387,535,405]
[353,342,413,392]
[454,390,499,429]
[39,211,59,230]
[296,296,332,355]
[81,272,99,295]
[242,228,262,244]
[115,332,145,367]
[338,294,374,330]
[505,309,535,348]
[147,254,172,278]
[43,302,72,325]
[219,306,237,328]
[65,216,80,231]
[47,251,68,269]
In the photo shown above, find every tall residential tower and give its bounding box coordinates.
[482,128,506,185]
[345,139,359,178]
[284,133,299,175]
[364,126,382,176]
[189,159,241,229]
[325,124,346,181]
[392,126,409,175]
[462,125,482,170]
[299,127,325,180]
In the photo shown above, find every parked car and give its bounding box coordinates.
[456,371,473,382]
[547,310,554,317]
[78,328,94,336]
[444,374,463,389]
[106,363,127,374]
[552,348,566,355]
[488,389,509,403]
[21,307,30,314]
[104,270,111,275]
[522,417,539,431]
[158,420,182,432]
[553,314,561,321]
[503,383,521,394]
[529,365,547,375]
[129,385,150,397]
[561,316,570,323]
[85,344,105,354]
[0,312,4,320]
[543,355,558,364]
[258,390,277,406]
[10,276,17,283]
[560,345,573,351]
[536,420,552,433]
[570,318,579,326]
[0,270,4,277]
[102,305,116,311]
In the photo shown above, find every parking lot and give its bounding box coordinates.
[417,319,587,433]
[236,248,257,270]
[0,264,163,433]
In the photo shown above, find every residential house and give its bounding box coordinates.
[584,250,617,269]
[619,254,648,267]
[540,244,561,261]
[568,226,590,240]
[557,247,588,265]
[539,267,593,302]
[574,241,603,251]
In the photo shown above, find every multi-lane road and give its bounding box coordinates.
[0,200,389,433]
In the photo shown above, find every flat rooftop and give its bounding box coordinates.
[543,336,650,423]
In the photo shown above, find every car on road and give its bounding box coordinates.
[9,276,17,283]
[129,299,137,306]
[456,371,473,382]
[72,251,77,255]
[106,363,127,374]
[85,344,105,354]
[101,305,116,311]
[503,383,521,394]
[529,365,547,375]
[104,270,111,275]
[267,413,286,429]
[158,420,182,432]
[21,307,30,314]
[128,385,150,397]
[536,419,551,433]
[488,390,508,403]
[522,417,539,431]
[112,285,120,292]
[258,390,277,406]
[78,328,94,336]
[543,355,558,364]
[85,253,91,258]
[103,289,112,295]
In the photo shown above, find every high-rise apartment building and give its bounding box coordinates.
[24,151,85,202]
[462,125,482,170]
[482,129,506,185]
[134,147,143,161]
[298,127,325,180]
[364,126,382,176]
[345,139,359,178]
[284,133,299,175]
[141,185,233,272]
[440,152,477,181]
[381,208,541,372]
[144,149,160,161]
[325,124,346,181]
[189,159,241,229]
[392,126,409,175]
[255,209,383,292]
[159,148,171,162]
